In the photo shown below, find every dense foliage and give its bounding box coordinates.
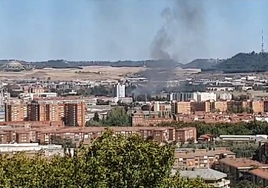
[232,180,262,188]
[216,52,268,73]
[0,130,210,188]
[87,107,131,127]
[159,121,268,137]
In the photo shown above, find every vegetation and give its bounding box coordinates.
[87,107,131,127]
[181,58,223,70]
[0,130,210,188]
[216,51,268,73]
[232,180,262,188]
[159,121,268,137]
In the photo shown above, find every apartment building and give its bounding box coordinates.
[252,101,264,114]
[173,149,235,169]
[5,102,27,121]
[218,158,268,181]
[153,102,171,113]
[131,111,174,126]
[168,92,216,102]
[174,101,211,114]
[5,98,86,127]
[27,101,64,122]
[173,100,268,114]
[64,101,85,127]
[249,168,268,187]
[214,101,228,112]
[176,127,197,143]
[0,125,196,144]
[175,102,191,114]
[178,168,230,188]
[39,126,196,144]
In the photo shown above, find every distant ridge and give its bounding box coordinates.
[182,59,224,70]
[215,52,268,73]
[0,59,182,69]
[2,52,268,73]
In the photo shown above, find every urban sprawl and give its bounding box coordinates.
[2,60,268,187]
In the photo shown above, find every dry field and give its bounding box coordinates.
[0,66,147,81]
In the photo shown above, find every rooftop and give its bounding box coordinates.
[177,168,227,181]
[219,158,268,169]
[249,168,268,180]
[174,150,235,159]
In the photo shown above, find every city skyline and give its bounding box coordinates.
[0,0,268,63]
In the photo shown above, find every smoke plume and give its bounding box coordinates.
[150,0,206,63]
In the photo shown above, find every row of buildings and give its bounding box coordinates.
[148,100,268,115]
[5,98,86,126]
[172,147,268,187]
[0,121,196,144]
[172,100,268,114]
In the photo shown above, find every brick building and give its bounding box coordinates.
[0,125,197,145]
[5,102,27,122]
[131,111,174,126]
[174,149,235,169]
[218,158,268,181]
[64,101,85,127]
[5,98,86,127]
[249,168,268,187]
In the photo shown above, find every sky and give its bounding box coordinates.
[0,0,268,63]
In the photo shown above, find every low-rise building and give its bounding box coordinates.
[174,149,235,169]
[249,168,268,187]
[177,168,230,188]
[218,158,268,181]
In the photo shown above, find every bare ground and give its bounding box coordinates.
[0,66,146,81]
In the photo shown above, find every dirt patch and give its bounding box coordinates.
[0,66,146,81]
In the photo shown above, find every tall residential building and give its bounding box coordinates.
[27,101,61,122]
[5,102,27,121]
[168,92,194,102]
[114,83,125,101]
[169,92,216,102]
[193,92,217,102]
[64,101,85,127]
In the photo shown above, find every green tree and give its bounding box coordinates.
[233,180,261,188]
[93,112,100,122]
[102,107,131,126]
[161,174,211,188]
[0,129,210,188]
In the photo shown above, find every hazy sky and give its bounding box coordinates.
[0,0,267,63]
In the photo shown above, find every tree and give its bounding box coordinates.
[93,112,100,122]
[233,180,261,188]
[160,174,211,188]
[102,107,131,126]
[0,129,210,187]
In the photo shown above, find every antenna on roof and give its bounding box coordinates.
[262,30,264,54]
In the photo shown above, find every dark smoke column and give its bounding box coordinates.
[150,0,206,62]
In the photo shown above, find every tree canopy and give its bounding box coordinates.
[159,121,268,137]
[87,107,131,127]
[0,129,210,187]
[216,52,268,73]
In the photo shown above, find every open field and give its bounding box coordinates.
[0,66,147,81]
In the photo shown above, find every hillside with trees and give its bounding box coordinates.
[215,52,268,73]
[0,129,209,188]
[182,59,223,70]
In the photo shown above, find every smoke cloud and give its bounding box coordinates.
[150,0,207,63]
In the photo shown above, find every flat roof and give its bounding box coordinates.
[249,169,268,180]
[219,158,268,169]
[174,150,235,159]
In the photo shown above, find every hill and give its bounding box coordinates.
[216,52,268,73]
[182,59,223,70]
[0,59,181,69]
